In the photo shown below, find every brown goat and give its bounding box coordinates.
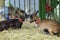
[30,11,60,37]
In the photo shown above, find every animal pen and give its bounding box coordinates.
[0,0,60,40]
[39,0,60,23]
[0,0,60,22]
[0,0,38,20]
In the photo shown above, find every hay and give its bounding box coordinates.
[0,21,60,40]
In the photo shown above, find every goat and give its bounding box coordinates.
[30,11,60,37]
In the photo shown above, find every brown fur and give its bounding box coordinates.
[8,6,16,18]
[8,6,26,19]
[38,19,60,36]
[30,11,60,37]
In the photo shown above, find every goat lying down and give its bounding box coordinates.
[38,19,60,36]
[0,15,25,31]
[30,11,60,37]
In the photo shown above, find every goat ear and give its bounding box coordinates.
[35,10,38,15]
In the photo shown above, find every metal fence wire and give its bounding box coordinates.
[0,0,60,22]
[0,0,38,20]
[39,0,60,22]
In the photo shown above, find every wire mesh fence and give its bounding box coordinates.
[39,0,60,22]
[0,0,38,20]
[0,0,60,22]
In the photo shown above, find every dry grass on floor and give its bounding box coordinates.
[0,21,60,40]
